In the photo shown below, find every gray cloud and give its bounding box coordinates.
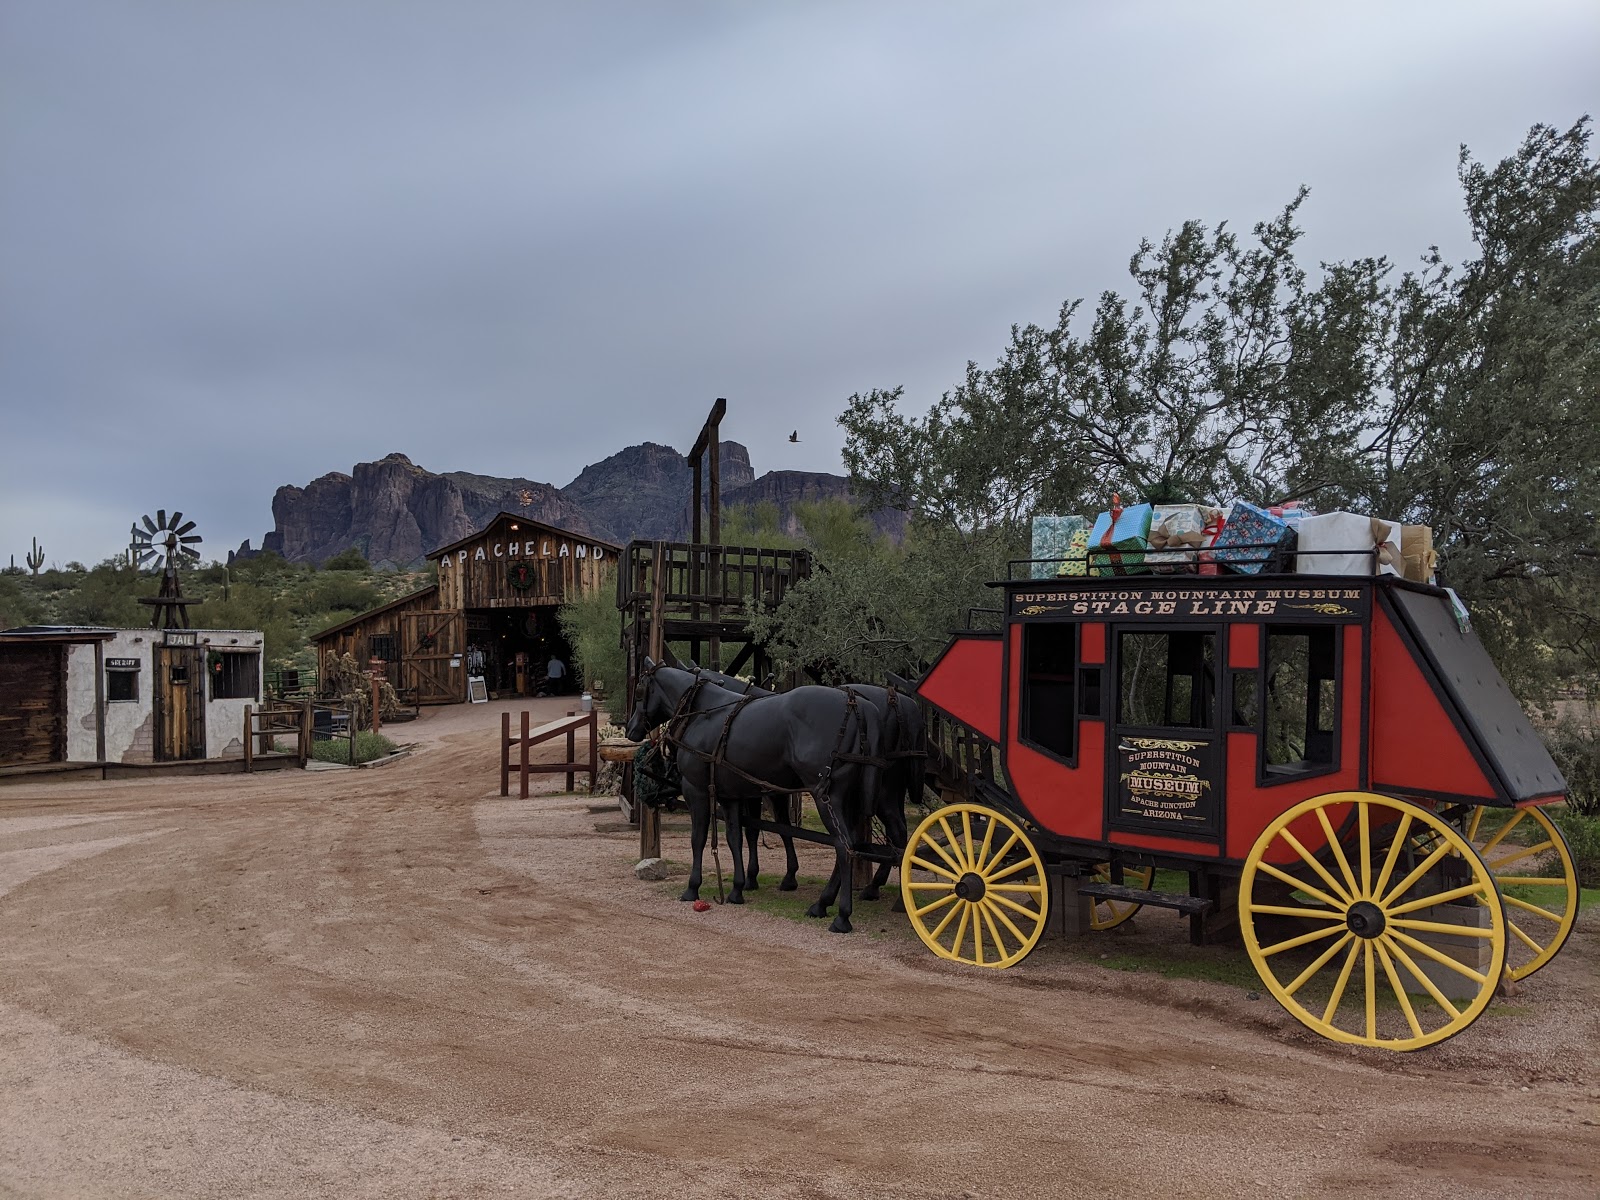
[2,0,1597,565]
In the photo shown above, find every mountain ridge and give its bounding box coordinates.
[240,444,900,567]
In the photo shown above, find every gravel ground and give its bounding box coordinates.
[0,697,1596,1198]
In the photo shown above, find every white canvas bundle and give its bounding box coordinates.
[1295,511,1403,576]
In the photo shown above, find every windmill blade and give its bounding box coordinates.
[175,520,196,536]
[179,534,203,544]
[137,551,158,567]
[169,511,183,531]
[179,544,200,558]
[157,509,168,530]
[142,514,157,533]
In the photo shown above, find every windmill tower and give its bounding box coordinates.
[130,510,202,629]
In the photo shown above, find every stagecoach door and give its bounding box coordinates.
[1107,625,1224,841]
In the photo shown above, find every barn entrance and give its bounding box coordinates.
[467,606,574,697]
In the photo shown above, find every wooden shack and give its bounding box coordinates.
[313,513,621,704]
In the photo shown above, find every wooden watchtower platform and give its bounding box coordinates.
[618,398,812,700]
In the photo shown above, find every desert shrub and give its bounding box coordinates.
[1549,806,1600,888]
[311,730,396,765]
[1543,717,1600,817]
[322,547,369,571]
[556,567,625,696]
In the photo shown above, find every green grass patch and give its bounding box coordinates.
[310,730,397,765]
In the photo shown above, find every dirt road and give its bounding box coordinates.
[1,700,1596,1198]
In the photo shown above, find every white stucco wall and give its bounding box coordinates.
[62,629,264,763]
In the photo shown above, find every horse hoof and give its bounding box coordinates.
[726,893,745,905]
[805,901,827,918]
[679,888,700,902]
[778,879,798,892]
[860,887,880,901]
[829,916,853,934]
[745,879,759,892]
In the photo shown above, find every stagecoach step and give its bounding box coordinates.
[1074,882,1213,917]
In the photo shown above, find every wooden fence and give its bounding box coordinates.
[501,709,599,797]
[243,699,313,770]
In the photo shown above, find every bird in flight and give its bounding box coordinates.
[788,430,800,443]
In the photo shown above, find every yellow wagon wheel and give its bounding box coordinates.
[1088,861,1154,931]
[1241,792,1506,1051]
[1458,806,1579,981]
[901,802,1048,969]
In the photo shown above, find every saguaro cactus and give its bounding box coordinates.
[26,537,44,575]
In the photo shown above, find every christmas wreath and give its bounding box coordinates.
[507,559,537,591]
[417,630,437,650]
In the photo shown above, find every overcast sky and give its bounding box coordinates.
[2,1,1597,566]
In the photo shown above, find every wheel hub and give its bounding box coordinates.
[954,872,987,903]
[1345,899,1387,939]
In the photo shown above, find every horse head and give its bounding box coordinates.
[624,657,693,742]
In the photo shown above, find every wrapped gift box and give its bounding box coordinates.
[1210,501,1295,574]
[1402,525,1437,584]
[1147,504,1226,573]
[1088,500,1153,576]
[1294,512,1403,576]
[1029,515,1091,579]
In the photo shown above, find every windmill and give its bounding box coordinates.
[130,510,202,629]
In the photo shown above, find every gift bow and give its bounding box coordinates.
[1101,494,1123,549]
[1369,517,1401,569]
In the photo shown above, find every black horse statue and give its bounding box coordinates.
[682,665,925,912]
[624,660,883,933]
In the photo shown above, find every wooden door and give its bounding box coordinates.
[0,644,65,766]
[155,645,207,761]
[400,610,464,703]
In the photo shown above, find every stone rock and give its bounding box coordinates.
[253,439,903,567]
[634,857,670,881]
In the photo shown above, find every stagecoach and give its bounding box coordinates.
[903,560,1581,1050]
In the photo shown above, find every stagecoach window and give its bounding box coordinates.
[1264,627,1337,772]
[1118,631,1216,729]
[210,651,261,702]
[1021,622,1076,759]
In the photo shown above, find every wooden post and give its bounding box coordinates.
[640,802,660,860]
[299,700,312,767]
[349,705,356,766]
[565,710,576,792]
[520,709,530,799]
[370,674,382,737]
[244,705,253,773]
[648,542,667,664]
[501,711,510,796]
[587,709,598,787]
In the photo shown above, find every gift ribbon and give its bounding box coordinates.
[1369,517,1401,569]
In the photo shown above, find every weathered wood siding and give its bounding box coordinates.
[434,516,617,610]
[313,586,443,681]
[0,644,65,766]
[154,644,207,762]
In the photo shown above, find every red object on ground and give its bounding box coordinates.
[692,900,712,912]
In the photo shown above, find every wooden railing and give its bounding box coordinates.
[618,540,812,615]
[501,709,599,797]
[243,699,313,770]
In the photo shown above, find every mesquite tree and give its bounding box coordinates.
[776,119,1599,700]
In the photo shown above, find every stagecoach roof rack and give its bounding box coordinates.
[1005,544,1389,584]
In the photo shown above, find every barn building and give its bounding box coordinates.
[0,625,265,768]
[312,513,621,704]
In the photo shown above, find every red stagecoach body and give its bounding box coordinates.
[918,574,1565,872]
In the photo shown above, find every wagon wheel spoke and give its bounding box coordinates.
[1089,861,1154,932]
[1457,806,1577,981]
[1242,792,1506,1051]
[901,802,1048,970]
